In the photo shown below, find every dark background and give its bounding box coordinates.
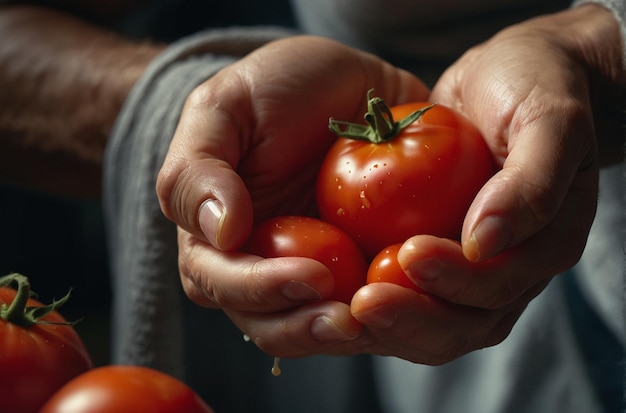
[0,185,112,365]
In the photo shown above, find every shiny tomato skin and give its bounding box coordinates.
[245,215,368,304]
[366,244,423,292]
[317,102,494,258]
[39,366,214,413]
[0,288,93,413]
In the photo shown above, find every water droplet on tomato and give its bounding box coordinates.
[359,190,371,208]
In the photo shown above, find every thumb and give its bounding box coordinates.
[157,156,254,252]
[460,103,598,262]
[156,86,254,252]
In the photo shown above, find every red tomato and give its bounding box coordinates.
[366,244,423,292]
[245,215,368,304]
[39,365,214,413]
[317,92,494,258]
[0,273,93,413]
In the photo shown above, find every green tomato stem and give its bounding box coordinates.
[328,89,436,143]
[0,272,73,328]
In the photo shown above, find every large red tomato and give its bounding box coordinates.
[317,91,494,258]
[0,273,93,413]
[245,215,368,304]
[39,365,214,413]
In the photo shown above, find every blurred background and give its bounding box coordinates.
[0,185,111,366]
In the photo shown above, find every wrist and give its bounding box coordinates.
[532,4,625,165]
[567,4,625,165]
[564,4,624,84]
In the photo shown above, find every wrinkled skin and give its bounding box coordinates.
[157,5,623,364]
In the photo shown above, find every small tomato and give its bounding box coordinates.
[245,215,368,304]
[366,244,423,292]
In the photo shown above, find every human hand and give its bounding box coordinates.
[156,35,430,357]
[349,4,624,363]
[158,4,624,364]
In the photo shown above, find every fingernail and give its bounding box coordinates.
[198,199,225,249]
[407,258,442,281]
[355,305,396,329]
[311,315,357,343]
[465,216,512,261]
[281,281,322,302]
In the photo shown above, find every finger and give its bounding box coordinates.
[177,228,335,311]
[225,301,363,358]
[351,282,540,365]
[431,41,597,262]
[398,178,591,309]
[157,38,430,252]
[156,81,255,251]
[461,100,598,261]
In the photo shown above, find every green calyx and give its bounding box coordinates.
[0,272,73,328]
[328,89,436,143]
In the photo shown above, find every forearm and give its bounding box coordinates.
[0,5,164,198]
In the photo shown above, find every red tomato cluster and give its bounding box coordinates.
[0,273,213,413]
[247,91,494,299]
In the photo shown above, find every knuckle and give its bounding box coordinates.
[177,243,227,308]
[241,263,275,308]
[156,157,189,222]
[250,319,309,359]
[516,176,560,229]
[436,278,516,311]
[489,275,528,309]
[186,82,215,108]
[440,282,478,308]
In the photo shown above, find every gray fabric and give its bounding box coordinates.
[290,0,571,86]
[103,27,293,378]
[576,165,625,346]
[373,273,603,413]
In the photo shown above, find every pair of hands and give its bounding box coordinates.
[156,5,621,364]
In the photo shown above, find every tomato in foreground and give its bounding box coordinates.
[245,215,368,304]
[39,365,214,413]
[366,244,424,292]
[0,273,93,413]
[317,91,495,258]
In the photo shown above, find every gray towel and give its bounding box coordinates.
[103,27,292,378]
